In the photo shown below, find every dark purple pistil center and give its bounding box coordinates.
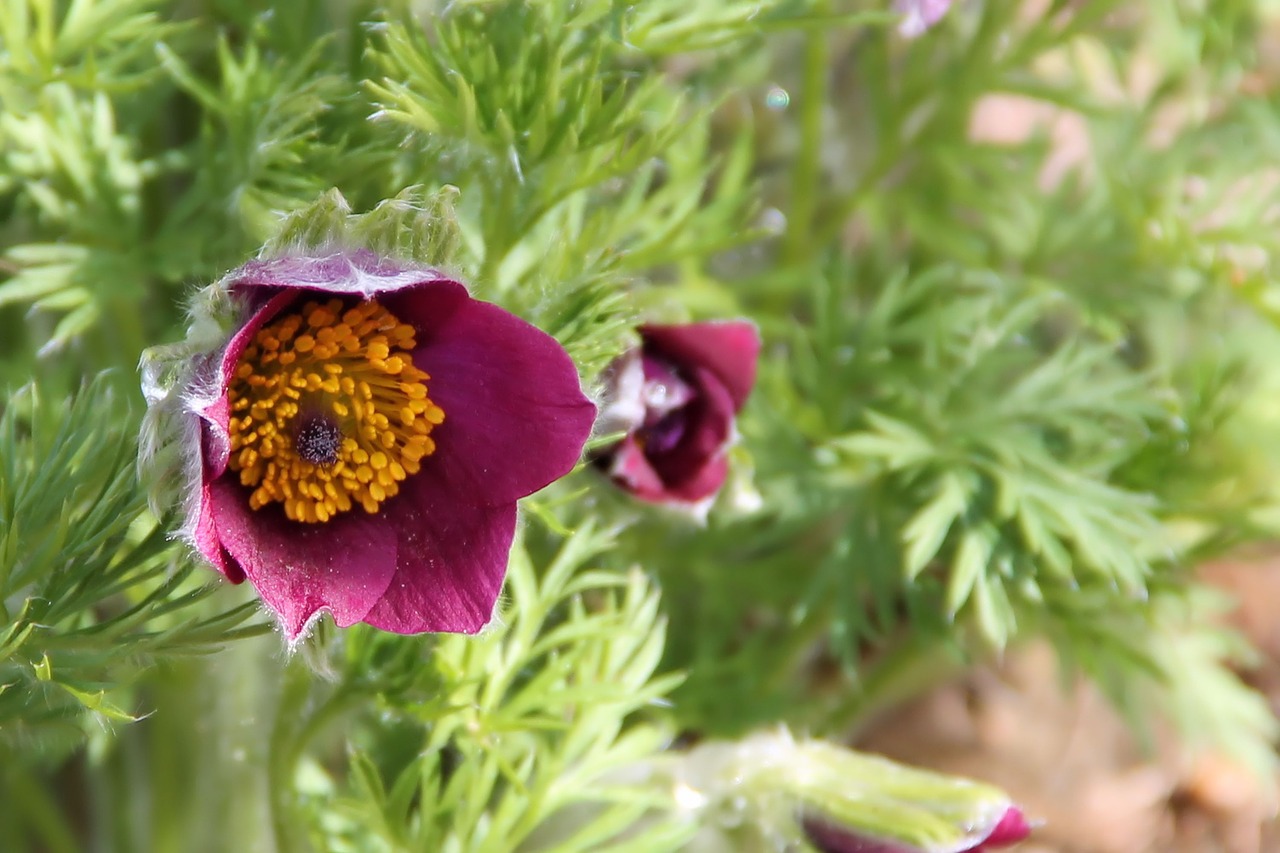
[295,414,343,466]
[641,410,689,454]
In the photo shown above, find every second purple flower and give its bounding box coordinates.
[595,321,760,511]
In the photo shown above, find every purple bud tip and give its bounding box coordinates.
[800,803,1031,853]
[982,806,1031,847]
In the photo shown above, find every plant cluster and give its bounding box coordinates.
[3,0,1280,850]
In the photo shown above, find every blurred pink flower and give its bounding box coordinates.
[895,0,955,37]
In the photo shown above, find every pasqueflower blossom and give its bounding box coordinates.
[803,804,1031,852]
[141,249,595,641]
[895,0,955,37]
[594,321,759,511]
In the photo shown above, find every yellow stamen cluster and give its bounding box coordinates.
[227,298,445,523]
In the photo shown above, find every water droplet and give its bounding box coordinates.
[764,86,790,111]
[645,382,673,408]
[759,208,786,235]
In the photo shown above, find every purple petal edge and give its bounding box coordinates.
[386,283,598,507]
[208,479,399,640]
[640,320,760,411]
[362,481,518,634]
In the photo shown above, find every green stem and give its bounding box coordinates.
[267,661,364,853]
[479,174,520,288]
[825,637,966,736]
[814,150,895,248]
[267,661,315,853]
[764,602,834,696]
[782,0,830,265]
[3,761,80,853]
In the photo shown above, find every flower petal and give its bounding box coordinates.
[894,0,954,37]
[603,365,736,505]
[596,349,647,437]
[640,321,760,411]
[196,289,299,480]
[659,453,730,505]
[607,435,670,500]
[384,281,597,507]
[644,366,736,497]
[361,470,517,633]
[193,477,244,582]
[209,479,399,640]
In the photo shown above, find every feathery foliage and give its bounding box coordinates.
[3,0,1280,849]
[0,378,265,758]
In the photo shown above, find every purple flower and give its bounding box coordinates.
[153,250,596,641]
[595,321,759,510]
[895,0,956,37]
[803,805,1031,853]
